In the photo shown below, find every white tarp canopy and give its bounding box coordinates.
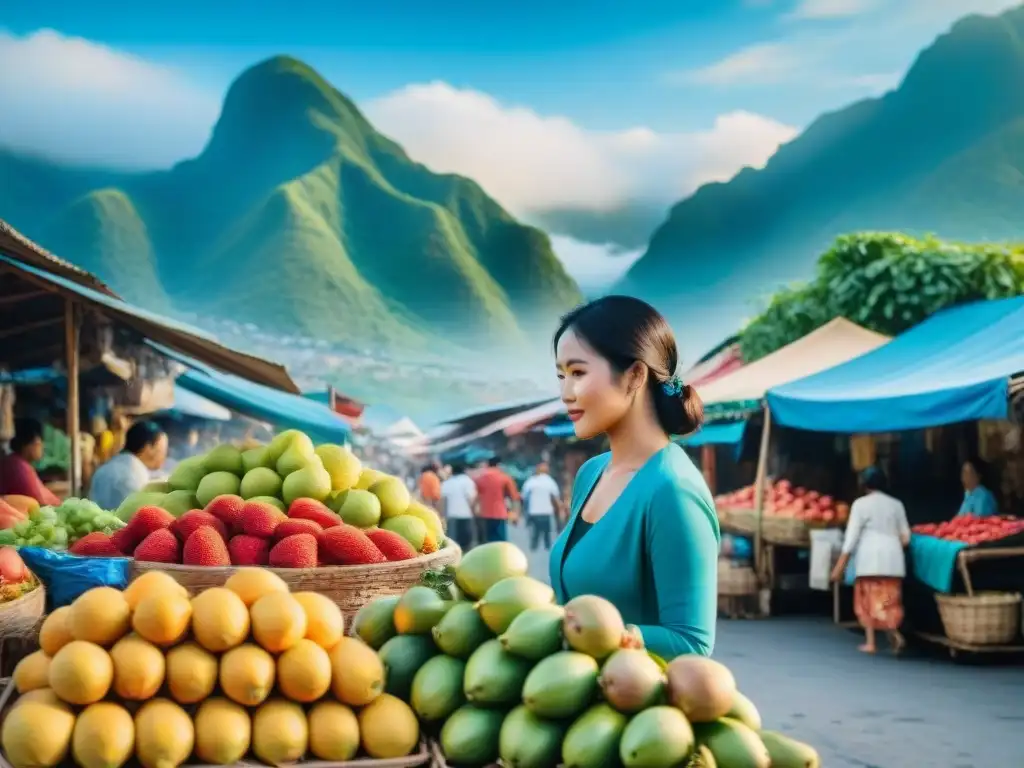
[697,317,890,406]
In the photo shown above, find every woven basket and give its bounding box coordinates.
[761,517,810,548]
[718,560,759,596]
[0,586,45,678]
[129,544,462,621]
[718,507,757,536]
[936,591,1022,646]
[0,679,432,767]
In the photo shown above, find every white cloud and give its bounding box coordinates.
[547,236,644,295]
[0,28,219,169]
[365,82,798,217]
[784,0,878,21]
[670,43,800,86]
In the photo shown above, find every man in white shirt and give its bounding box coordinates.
[440,463,478,551]
[90,421,168,512]
[521,461,561,552]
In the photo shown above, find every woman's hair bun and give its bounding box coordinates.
[652,379,704,437]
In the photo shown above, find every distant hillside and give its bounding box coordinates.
[617,4,1024,357]
[0,57,581,352]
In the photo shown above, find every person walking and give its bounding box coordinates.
[418,462,442,509]
[439,462,478,551]
[522,460,562,552]
[831,466,910,655]
[473,455,520,544]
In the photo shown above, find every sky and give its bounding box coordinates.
[0,0,1019,290]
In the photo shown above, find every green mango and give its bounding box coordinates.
[475,575,554,634]
[378,633,437,700]
[499,705,565,768]
[759,731,820,768]
[432,601,492,659]
[393,585,450,634]
[620,706,695,768]
[499,604,565,660]
[726,691,762,731]
[522,651,598,719]
[463,639,533,706]
[694,718,770,768]
[454,541,529,599]
[351,596,399,649]
[440,705,505,766]
[411,655,466,723]
[561,703,628,768]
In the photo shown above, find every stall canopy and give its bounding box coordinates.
[678,421,747,447]
[684,335,744,389]
[697,318,890,407]
[171,356,350,444]
[0,221,297,393]
[161,385,232,422]
[767,297,1024,433]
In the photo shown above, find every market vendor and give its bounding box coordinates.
[89,421,168,510]
[549,296,719,660]
[0,418,61,506]
[957,458,998,517]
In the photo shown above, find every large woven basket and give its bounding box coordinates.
[718,559,759,596]
[761,517,810,548]
[129,544,461,621]
[936,591,1022,646]
[0,586,44,677]
[0,678,432,768]
[718,507,757,536]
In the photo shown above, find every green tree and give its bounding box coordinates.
[740,232,1024,362]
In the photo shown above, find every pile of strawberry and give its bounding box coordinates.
[67,495,421,568]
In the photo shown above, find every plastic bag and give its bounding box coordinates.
[18,547,130,610]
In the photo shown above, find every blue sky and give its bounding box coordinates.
[0,0,1019,287]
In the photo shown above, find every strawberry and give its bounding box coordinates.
[321,525,386,565]
[239,501,286,538]
[288,498,342,529]
[268,534,319,569]
[182,526,231,566]
[228,535,271,566]
[204,494,246,529]
[273,518,324,542]
[170,510,228,543]
[69,532,122,557]
[125,506,175,539]
[110,527,139,555]
[133,529,182,564]
[365,528,418,561]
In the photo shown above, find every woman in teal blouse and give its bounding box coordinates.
[549,296,720,660]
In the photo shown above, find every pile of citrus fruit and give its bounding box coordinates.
[4,569,421,768]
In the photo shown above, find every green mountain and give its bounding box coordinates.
[0,56,581,352]
[617,5,1024,358]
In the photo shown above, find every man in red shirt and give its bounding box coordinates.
[473,455,520,543]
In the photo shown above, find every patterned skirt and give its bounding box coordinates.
[854,576,904,630]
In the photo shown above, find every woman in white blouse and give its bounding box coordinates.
[831,466,910,655]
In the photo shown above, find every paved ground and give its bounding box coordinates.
[507,523,1024,768]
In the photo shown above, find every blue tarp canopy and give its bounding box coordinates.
[678,420,747,447]
[767,297,1024,433]
[544,422,575,438]
[166,354,350,444]
[160,385,232,422]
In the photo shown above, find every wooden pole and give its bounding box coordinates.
[701,444,717,495]
[752,404,772,579]
[64,300,81,497]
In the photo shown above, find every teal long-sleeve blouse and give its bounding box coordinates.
[549,444,720,659]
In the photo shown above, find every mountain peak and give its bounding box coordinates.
[201,55,377,168]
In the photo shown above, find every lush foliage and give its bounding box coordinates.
[740,232,1024,361]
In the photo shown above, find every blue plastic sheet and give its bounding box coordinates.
[908,534,967,594]
[18,547,131,610]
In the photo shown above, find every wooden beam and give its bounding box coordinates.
[0,289,50,307]
[752,404,773,582]
[0,315,63,340]
[65,300,81,497]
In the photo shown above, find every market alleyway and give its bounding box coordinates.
[508,522,1024,768]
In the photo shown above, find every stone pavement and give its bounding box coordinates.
[506,521,1024,767]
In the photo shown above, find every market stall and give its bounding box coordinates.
[767,296,1024,654]
[0,221,298,498]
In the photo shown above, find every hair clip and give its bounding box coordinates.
[662,375,684,397]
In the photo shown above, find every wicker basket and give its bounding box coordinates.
[936,591,1022,646]
[761,517,810,548]
[718,559,759,596]
[718,507,757,536]
[0,586,45,677]
[129,544,461,621]
[0,679,431,767]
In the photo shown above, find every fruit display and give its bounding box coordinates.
[716,480,849,526]
[0,498,124,549]
[352,541,822,768]
[60,431,445,567]
[0,547,39,603]
[913,514,1024,546]
[4,568,425,768]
